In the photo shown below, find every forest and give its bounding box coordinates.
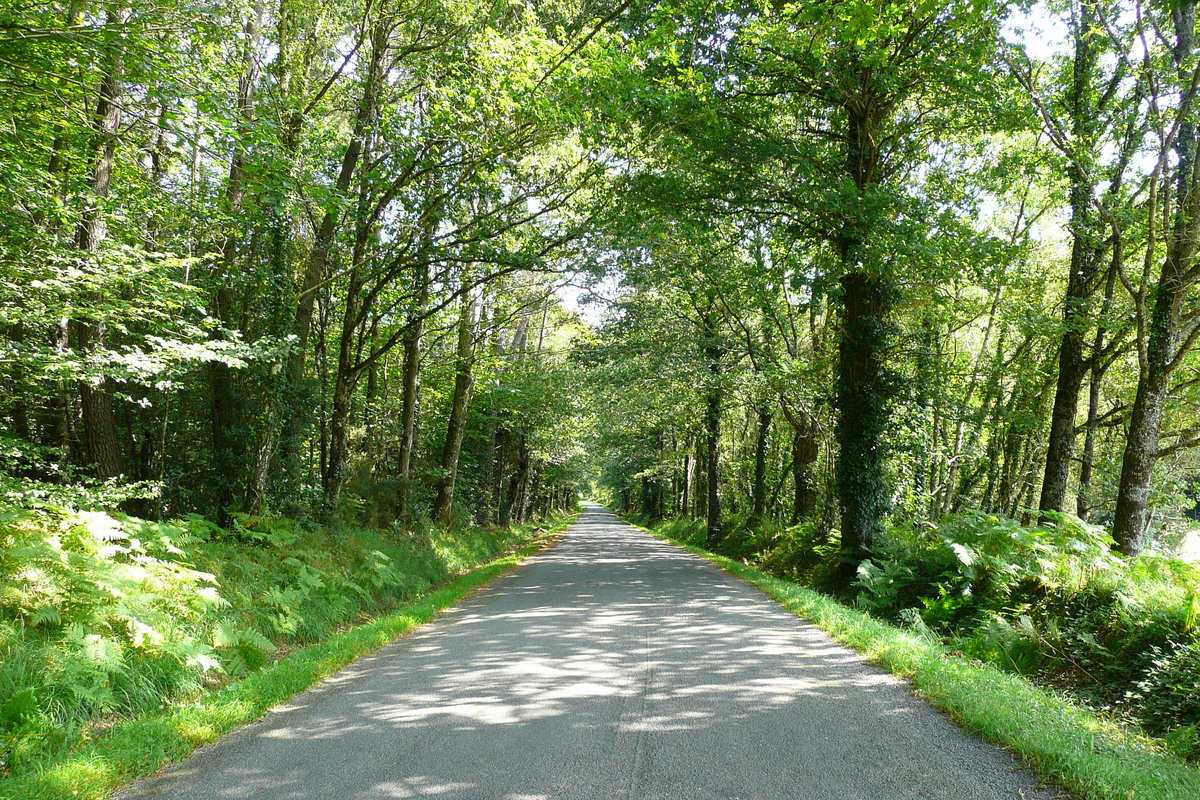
[4,0,1200,793]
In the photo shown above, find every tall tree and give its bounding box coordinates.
[72,6,134,481]
[1112,1,1200,554]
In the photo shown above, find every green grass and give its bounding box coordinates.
[0,514,574,800]
[630,516,1200,800]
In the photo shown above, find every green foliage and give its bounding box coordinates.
[0,503,562,777]
[652,516,709,547]
[754,523,842,587]
[854,512,1122,622]
[966,614,1047,676]
[1131,641,1200,740]
[855,557,922,614]
[0,508,220,772]
[211,621,275,678]
[844,509,1200,751]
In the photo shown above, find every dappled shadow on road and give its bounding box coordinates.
[120,506,1057,800]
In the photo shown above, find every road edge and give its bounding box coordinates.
[616,510,1200,800]
[1,513,578,800]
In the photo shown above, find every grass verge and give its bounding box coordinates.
[0,514,574,800]
[627,515,1199,800]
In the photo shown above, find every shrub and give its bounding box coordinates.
[963,614,1046,676]
[709,514,790,561]
[0,508,222,772]
[754,522,840,586]
[855,511,1122,626]
[1132,640,1200,737]
[654,516,707,547]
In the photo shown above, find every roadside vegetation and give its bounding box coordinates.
[7,0,1200,796]
[0,504,575,793]
[625,511,1200,800]
[681,506,1200,753]
[580,2,1200,792]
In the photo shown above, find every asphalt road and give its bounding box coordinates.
[119,504,1060,800]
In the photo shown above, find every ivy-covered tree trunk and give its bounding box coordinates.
[1040,0,1106,516]
[836,271,890,579]
[827,58,896,581]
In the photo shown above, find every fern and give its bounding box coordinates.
[212,621,274,676]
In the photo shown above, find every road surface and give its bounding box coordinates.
[119,503,1059,800]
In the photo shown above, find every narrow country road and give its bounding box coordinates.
[120,504,1059,800]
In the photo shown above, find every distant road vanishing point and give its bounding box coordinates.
[119,503,1059,800]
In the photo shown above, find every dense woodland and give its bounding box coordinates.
[6,0,1200,780]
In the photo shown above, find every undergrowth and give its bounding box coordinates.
[633,512,1200,800]
[0,505,567,778]
[628,508,1200,762]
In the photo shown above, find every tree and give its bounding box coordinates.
[1112,1,1200,555]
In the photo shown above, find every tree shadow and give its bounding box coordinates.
[119,507,1059,800]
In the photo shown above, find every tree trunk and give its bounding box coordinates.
[1113,307,1179,553]
[942,285,1003,516]
[72,6,132,481]
[1039,0,1107,516]
[1112,3,1198,555]
[492,426,510,521]
[751,406,771,525]
[323,282,361,513]
[208,3,263,516]
[364,318,381,464]
[395,264,431,520]
[277,20,385,487]
[832,80,891,582]
[432,284,482,523]
[476,314,503,524]
[241,0,321,515]
[323,138,384,514]
[1077,266,1118,521]
[680,433,693,516]
[790,415,819,524]
[912,316,935,508]
[501,433,529,527]
[835,270,890,580]
[701,316,724,544]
